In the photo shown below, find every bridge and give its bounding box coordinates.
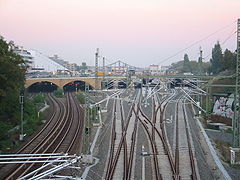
[25,74,233,90]
[25,76,127,90]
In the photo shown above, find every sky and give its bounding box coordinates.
[0,0,239,67]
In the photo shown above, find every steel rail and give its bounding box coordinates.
[4,93,67,179]
[105,91,138,180]
[5,92,84,179]
[182,98,198,180]
[13,93,71,179]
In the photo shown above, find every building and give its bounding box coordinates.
[149,64,160,75]
[13,46,66,75]
[49,55,78,72]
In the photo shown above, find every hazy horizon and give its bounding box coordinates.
[0,0,239,67]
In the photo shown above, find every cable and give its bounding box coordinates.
[157,20,237,65]
[204,28,237,60]
[168,26,237,71]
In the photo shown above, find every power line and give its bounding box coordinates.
[157,20,237,65]
[204,29,237,60]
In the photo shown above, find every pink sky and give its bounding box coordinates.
[0,0,239,67]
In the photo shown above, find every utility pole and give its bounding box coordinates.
[233,18,240,147]
[197,79,201,115]
[206,86,211,119]
[95,48,99,90]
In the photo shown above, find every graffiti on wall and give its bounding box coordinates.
[212,94,234,119]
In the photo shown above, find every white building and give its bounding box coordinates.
[28,50,66,73]
[13,46,67,74]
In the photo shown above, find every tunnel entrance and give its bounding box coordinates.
[28,81,58,93]
[63,81,93,92]
[102,79,127,89]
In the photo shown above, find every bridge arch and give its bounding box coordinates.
[27,81,59,92]
[25,77,103,90]
[63,80,94,92]
[25,79,61,89]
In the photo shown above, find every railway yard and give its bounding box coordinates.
[0,80,238,179]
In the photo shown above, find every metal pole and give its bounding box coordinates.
[142,145,145,180]
[19,90,24,141]
[233,18,240,147]
[85,83,90,153]
[197,79,201,115]
[206,87,209,118]
[95,48,99,90]
[103,57,105,80]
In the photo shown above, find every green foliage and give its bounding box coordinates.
[170,59,210,75]
[0,37,28,152]
[170,42,235,75]
[221,49,237,72]
[0,121,12,140]
[0,37,27,125]
[33,93,45,104]
[182,53,190,72]
[54,88,64,98]
[77,91,85,104]
[210,41,223,74]
[89,107,97,122]
[225,128,233,134]
[170,61,184,72]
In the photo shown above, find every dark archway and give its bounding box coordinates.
[27,81,58,93]
[63,80,93,92]
[101,79,127,89]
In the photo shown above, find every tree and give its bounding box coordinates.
[221,49,236,72]
[210,41,223,74]
[0,37,26,124]
[182,53,190,72]
[184,53,190,63]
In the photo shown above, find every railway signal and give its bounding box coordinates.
[19,89,25,141]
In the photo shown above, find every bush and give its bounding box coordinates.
[0,121,12,140]
[77,91,85,104]
[33,93,45,104]
[54,88,64,98]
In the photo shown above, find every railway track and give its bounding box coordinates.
[138,87,199,180]
[0,92,84,179]
[104,90,140,180]
[85,85,199,180]
[173,93,199,180]
[138,92,176,180]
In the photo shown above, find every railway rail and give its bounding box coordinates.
[138,87,199,180]
[0,92,84,180]
[104,90,140,180]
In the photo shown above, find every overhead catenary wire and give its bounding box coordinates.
[157,20,237,65]
[204,28,237,60]
[165,24,237,71]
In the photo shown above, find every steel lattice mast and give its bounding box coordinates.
[233,19,240,147]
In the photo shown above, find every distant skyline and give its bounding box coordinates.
[0,0,239,67]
